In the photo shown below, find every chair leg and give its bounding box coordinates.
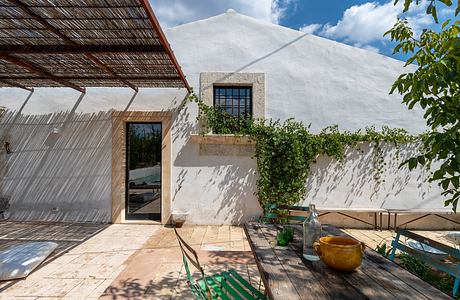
[453,278,460,296]
[389,232,400,261]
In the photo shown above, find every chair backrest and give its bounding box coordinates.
[174,228,205,284]
[394,228,460,260]
[263,203,310,223]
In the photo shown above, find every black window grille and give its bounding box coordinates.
[213,86,252,119]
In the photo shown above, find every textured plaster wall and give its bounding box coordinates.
[165,11,445,225]
[0,88,185,223]
[0,11,447,224]
[0,108,113,222]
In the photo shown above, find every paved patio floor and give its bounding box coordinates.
[99,225,263,300]
[0,222,159,300]
[1,222,457,300]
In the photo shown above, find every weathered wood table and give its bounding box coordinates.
[244,222,452,300]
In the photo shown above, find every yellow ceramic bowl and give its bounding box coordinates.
[313,236,365,272]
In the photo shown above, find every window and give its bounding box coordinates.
[213,86,252,119]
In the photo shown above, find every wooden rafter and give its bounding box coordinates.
[0,54,85,92]
[0,1,189,90]
[0,76,182,80]
[8,0,138,91]
[0,79,33,91]
[0,45,166,54]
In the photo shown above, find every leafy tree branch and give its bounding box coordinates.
[387,0,460,210]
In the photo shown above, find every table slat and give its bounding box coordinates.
[245,223,452,300]
[258,225,333,300]
[244,223,300,299]
[365,248,452,300]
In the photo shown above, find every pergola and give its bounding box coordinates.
[0,0,190,92]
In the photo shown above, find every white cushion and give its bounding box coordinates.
[0,242,58,281]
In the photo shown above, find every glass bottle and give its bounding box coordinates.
[303,204,321,261]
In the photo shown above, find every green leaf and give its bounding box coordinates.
[441,178,450,190]
[432,5,439,23]
[417,155,426,165]
[442,19,451,29]
[432,169,445,180]
[408,157,418,170]
[439,0,453,6]
[427,2,433,14]
[452,177,460,188]
[403,0,412,12]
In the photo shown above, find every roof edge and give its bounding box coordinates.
[140,0,191,92]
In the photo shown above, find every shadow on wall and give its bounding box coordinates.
[171,104,436,224]
[303,142,438,210]
[0,93,114,223]
[172,105,261,225]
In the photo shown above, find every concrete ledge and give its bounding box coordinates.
[190,134,255,145]
[190,134,255,156]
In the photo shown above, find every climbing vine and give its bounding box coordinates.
[189,94,421,208]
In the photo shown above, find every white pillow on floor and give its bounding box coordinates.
[0,241,58,281]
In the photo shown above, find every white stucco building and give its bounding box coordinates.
[0,10,455,228]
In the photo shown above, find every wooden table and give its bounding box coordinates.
[244,223,451,300]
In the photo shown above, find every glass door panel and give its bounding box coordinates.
[126,122,162,220]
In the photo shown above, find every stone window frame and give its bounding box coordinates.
[200,72,265,133]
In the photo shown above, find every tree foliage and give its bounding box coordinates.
[386,0,460,210]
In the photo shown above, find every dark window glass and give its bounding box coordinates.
[213,86,252,119]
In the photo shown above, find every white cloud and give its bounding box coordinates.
[299,23,322,34]
[149,0,297,28]
[299,1,435,53]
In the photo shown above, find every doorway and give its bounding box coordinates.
[125,122,162,221]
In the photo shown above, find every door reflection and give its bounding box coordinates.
[126,123,162,220]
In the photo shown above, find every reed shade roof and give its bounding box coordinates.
[0,0,190,92]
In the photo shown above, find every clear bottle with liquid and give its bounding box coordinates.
[303,204,321,261]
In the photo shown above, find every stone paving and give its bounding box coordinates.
[0,223,159,300]
[99,225,262,300]
[1,222,457,300]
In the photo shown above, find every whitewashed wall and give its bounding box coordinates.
[166,11,445,224]
[0,88,185,222]
[0,11,448,224]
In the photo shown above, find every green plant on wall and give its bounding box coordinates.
[189,94,420,208]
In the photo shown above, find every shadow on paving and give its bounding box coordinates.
[0,220,108,292]
[102,272,182,300]
[99,245,258,300]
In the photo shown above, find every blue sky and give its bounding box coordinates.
[150,0,456,61]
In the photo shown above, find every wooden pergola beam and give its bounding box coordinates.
[8,0,138,91]
[0,76,182,81]
[0,44,166,54]
[0,54,85,92]
[0,79,33,91]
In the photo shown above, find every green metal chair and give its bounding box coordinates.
[174,228,267,300]
[263,203,310,223]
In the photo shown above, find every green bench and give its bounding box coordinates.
[262,203,310,223]
[174,228,266,300]
[389,228,460,296]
